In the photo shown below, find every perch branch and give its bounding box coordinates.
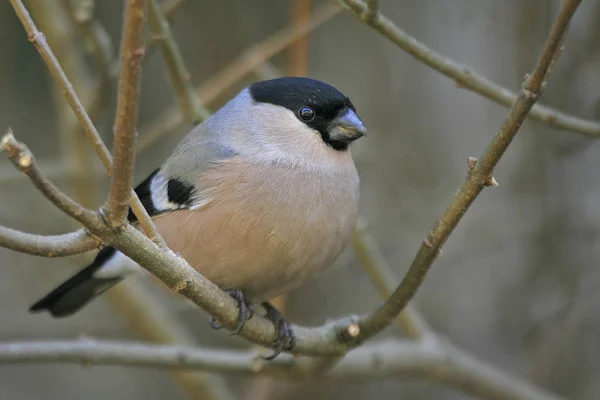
[9,0,165,246]
[355,0,582,342]
[148,0,209,124]
[0,226,99,257]
[338,0,600,137]
[0,339,565,400]
[106,0,148,227]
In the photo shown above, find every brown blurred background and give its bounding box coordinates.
[1,0,599,399]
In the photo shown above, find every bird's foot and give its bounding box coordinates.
[261,301,296,360]
[209,289,254,334]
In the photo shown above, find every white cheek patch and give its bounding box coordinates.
[150,173,180,212]
[94,250,144,279]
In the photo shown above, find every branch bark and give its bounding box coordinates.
[0,226,99,257]
[354,0,582,343]
[339,0,600,138]
[106,0,148,227]
[0,339,565,400]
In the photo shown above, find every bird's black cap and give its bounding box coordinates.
[249,77,360,150]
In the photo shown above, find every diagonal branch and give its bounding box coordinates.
[0,226,99,257]
[106,0,148,228]
[9,0,165,247]
[338,0,600,138]
[147,0,209,124]
[355,0,582,342]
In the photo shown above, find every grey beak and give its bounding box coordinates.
[329,109,367,144]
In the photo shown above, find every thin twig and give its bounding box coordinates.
[147,0,209,124]
[137,2,342,152]
[355,0,583,342]
[0,339,565,400]
[106,0,148,227]
[339,0,600,137]
[1,130,98,226]
[0,226,99,257]
[9,0,166,247]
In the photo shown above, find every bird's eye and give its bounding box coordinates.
[298,106,315,121]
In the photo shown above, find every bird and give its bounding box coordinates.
[29,77,366,358]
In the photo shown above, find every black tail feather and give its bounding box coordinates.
[29,247,122,318]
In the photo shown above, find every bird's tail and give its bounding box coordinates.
[29,247,122,318]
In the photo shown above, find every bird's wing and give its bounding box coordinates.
[127,168,197,223]
[127,130,238,223]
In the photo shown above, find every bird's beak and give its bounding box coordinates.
[329,108,367,144]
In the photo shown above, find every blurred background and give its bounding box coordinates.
[1,0,599,399]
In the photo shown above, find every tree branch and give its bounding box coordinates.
[9,0,165,247]
[338,0,600,138]
[1,130,98,226]
[106,0,148,227]
[0,226,99,257]
[0,339,564,400]
[355,0,582,343]
[147,0,209,124]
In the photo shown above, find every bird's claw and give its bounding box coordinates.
[261,301,296,360]
[208,289,254,334]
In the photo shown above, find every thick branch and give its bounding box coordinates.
[147,0,209,124]
[339,0,600,137]
[0,339,564,400]
[1,131,98,225]
[355,0,582,342]
[9,0,165,247]
[0,226,98,257]
[106,0,148,227]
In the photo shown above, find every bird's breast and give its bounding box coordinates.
[153,156,359,302]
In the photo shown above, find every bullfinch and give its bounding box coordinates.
[30,77,366,358]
